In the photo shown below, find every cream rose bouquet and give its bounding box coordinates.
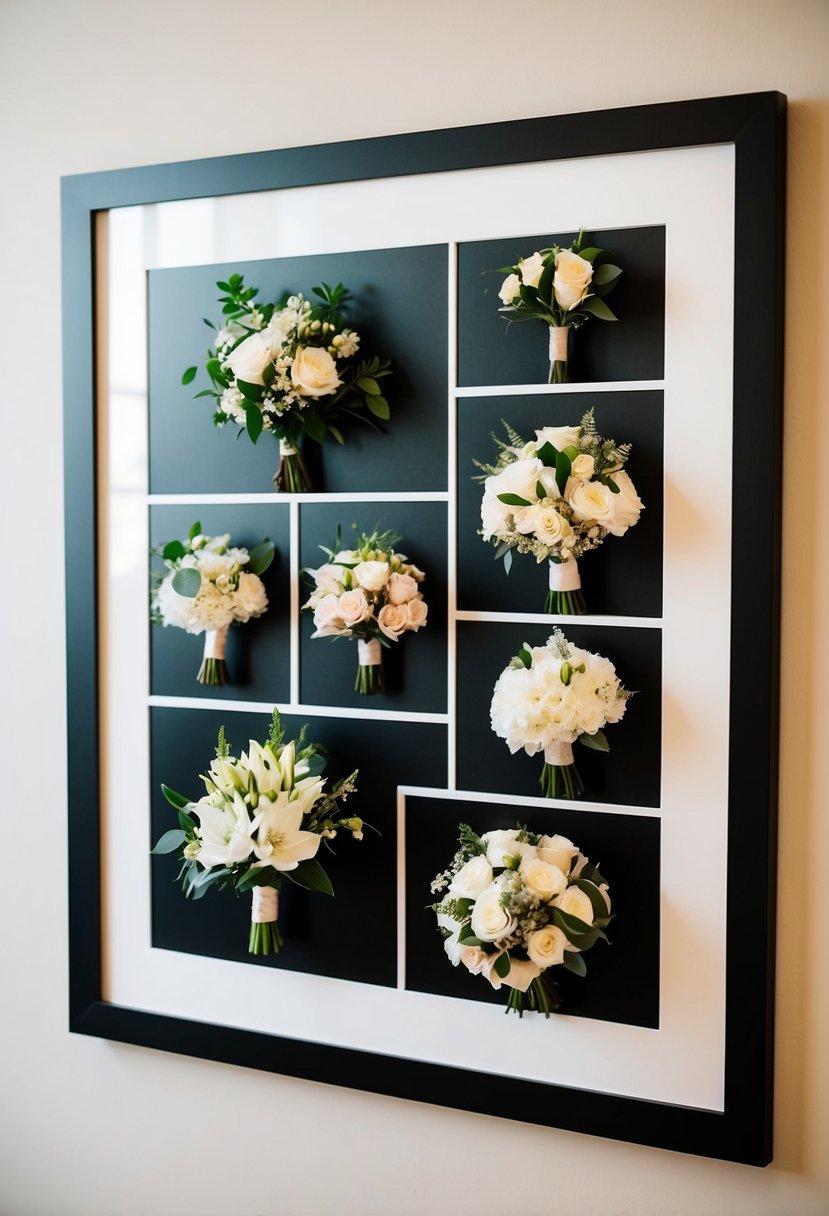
[151,712,363,956]
[183,274,393,493]
[431,822,611,1016]
[151,522,273,685]
[496,229,621,383]
[476,410,643,614]
[490,630,631,799]
[302,527,428,695]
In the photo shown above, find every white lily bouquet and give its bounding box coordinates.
[302,527,428,695]
[491,630,631,799]
[432,823,612,1016]
[478,410,643,615]
[151,522,273,685]
[496,229,621,383]
[151,712,363,955]
[183,274,393,493]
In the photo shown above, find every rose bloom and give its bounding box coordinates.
[470,885,517,943]
[352,560,390,593]
[498,272,521,304]
[567,478,617,526]
[604,469,644,537]
[533,506,575,549]
[225,331,273,386]
[570,453,596,479]
[386,572,419,604]
[336,589,371,627]
[377,603,407,639]
[449,855,494,900]
[537,833,577,873]
[520,857,567,902]
[312,593,346,635]
[403,598,428,631]
[526,925,568,970]
[518,251,545,288]
[535,425,581,452]
[553,885,595,926]
[290,345,342,398]
[553,249,593,311]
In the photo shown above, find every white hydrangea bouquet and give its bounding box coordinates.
[496,229,621,383]
[302,527,428,695]
[183,274,392,493]
[151,522,274,685]
[151,711,363,956]
[477,410,643,615]
[432,823,611,1016]
[491,630,631,799]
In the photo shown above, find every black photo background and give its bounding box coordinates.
[457,226,666,387]
[147,232,665,1024]
[405,794,660,1028]
[299,500,448,713]
[457,390,664,618]
[150,503,291,703]
[148,243,449,494]
[456,621,662,808]
[151,707,447,986]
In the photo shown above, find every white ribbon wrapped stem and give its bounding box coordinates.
[251,887,278,924]
[548,325,570,363]
[548,559,581,592]
[279,438,297,456]
[357,638,382,667]
[544,740,575,766]
[203,625,229,660]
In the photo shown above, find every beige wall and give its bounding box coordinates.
[1,1,827,1212]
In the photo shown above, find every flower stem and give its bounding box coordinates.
[504,973,562,1017]
[544,588,587,615]
[540,760,584,800]
[248,920,282,955]
[548,359,569,385]
[197,657,227,686]
[355,661,384,695]
[274,450,313,493]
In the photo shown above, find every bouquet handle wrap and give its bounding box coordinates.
[198,625,229,686]
[355,638,384,696]
[545,559,586,616]
[249,886,282,955]
[540,738,583,800]
[548,325,570,384]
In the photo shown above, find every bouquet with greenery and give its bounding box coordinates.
[476,410,643,614]
[496,229,621,383]
[151,712,363,955]
[151,522,274,685]
[302,527,428,695]
[490,630,631,799]
[183,274,393,492]
[432,823,612,1016]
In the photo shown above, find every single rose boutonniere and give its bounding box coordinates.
[151,522,273,685]
[431,822,612,1016]
[476,409,643,614]
[490,630,632,798]
[151,711,364,955]
[495,229,621,383]
[183,276,393,493]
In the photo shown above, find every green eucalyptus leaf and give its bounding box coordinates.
[577,247,602,262]
[284,859,334,896]
[356,376,381,395]
[555,449,572,494]
[458,932,483,947]
[244,404,263,444]
[536,480,547,499]
[162,539,186,561]
[367,395,390,420]
[537,261,555,305]
[178,809,196,833]
[503,548,513,575]
[215,280,232,292]
[580,296,618,321]
[562,951,587,976]
[572,878,611,921]
[171,567,202,598]
[161,784,192,811]
[237,378,264,403]
[150,829,186,855]
[535,441,558,468]
[578,729,610,753]
[518,645,532,669]
[497,492,532,507]
[592,263,622,285]
[247,540,275,576]
[188,521,202,541]
[182,366,198,385]
[494,952,512,979]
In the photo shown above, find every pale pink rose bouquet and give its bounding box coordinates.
[302,527,428,695]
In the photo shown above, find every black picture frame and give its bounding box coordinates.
[63,92,785,1165]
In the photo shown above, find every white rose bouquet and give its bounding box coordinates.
[183,274,393,493]
[431,822,612,1016]
[151,711,364,956]
[476,410,643,614]
[490,630,631,799]
[151,521,273,685]
[496,229,621,383]
[302,527,428,695]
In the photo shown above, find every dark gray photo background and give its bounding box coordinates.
[457,391,664,617]
[148,244,448,494]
